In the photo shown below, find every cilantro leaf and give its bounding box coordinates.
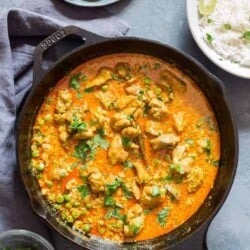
[151,186,161,197]
[105,178,123,196]
[122,136,132,148]
[77,184,90,198]
[243,31,250,42]
[105,207,127,223]
[123,160,134,169]
[104,196,116,207]
[69,115,88,132]
[206,33,213,44]
[157,207,169,227]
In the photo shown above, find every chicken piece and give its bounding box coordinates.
[140,186,166,208]
[58,125,69,142]
[173,112,185,133]
[55,90,73,114]
[93,107,110,129]
[145,120,163,137]
[131,179,141,200]
[88,168,105,193]
[85,67,113,88]
[133,161,150,184]
[125,85,142,96]
[66,179,78,191]
[108,135,129,165]
[115,62,131,79]
[150,134,180,150]
[122,126,141,139]
[165,184,180,200]
[96,91,117,109]
[172,144,194,174]
[172,144,186,163]
[179,157,194,173]
[148,98,168,119]
[187,167,205,193]
[73,126,96,140]
[124,204,144,237]
[110,113,132,132]
[116,95,139,110]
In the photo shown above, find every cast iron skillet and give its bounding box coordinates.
[17,26,238,250]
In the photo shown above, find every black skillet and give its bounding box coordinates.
[17,26,238,250]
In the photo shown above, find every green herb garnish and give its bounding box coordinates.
[157,207,169,227]
[69,115,88,132]
[122,136,132,148]
[123,160,134,169]
[206,33,213,44]
[78,184,90,198]
[151,186,161,197]
[105,207,127,223]
[224,24,232,30]
[243,31,250,42]
[106,178,123,196]
[185,138,194,146]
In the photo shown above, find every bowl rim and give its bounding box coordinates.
[186,0,250,79]
[0,229,55,250]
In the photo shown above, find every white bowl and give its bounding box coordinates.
[186,0,250,79]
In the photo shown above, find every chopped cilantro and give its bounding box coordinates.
[224,24,232,30]
[73,140,90,162]
[123,160,134,169]
[185,138,194,146]
[153,63,161,70]
[206,158,219,167]
[69,115,88,132]
[207,18,213,24]
[122,136,132,148]
[72,133,109,162]
[127,114,134,121]
[206,33,213,44]
[169,163,184,175]
[122,184,132,199]
[84,87,94,93]
[157,207,169,227]
[137,90,144,101]
[104,196,116,207]
[144,208,153,215]
[105,207,127,223]
[77,184,90,198]
[161,175,173,182]
[129,222,142,235]
[204,139,211,156]
[143,103,150,116]
[243,31,250,42]
[105,178,123,196]
[151,186,161,197]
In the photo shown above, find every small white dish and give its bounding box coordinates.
[63,0,121,7]
[186,0,250,79]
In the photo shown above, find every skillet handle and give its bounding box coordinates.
[33,25,104,85]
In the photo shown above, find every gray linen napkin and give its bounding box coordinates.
[0,7,128,249]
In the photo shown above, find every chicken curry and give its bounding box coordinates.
[30,53,220,242]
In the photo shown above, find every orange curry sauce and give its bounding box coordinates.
[31,53,220,242]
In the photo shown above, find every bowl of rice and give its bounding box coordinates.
[186,0,250,79]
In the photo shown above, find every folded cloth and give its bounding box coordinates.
[0,7,128,249]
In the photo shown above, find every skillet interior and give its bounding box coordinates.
[17,38,238,249]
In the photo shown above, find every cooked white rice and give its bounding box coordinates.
[199,0,250,67]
